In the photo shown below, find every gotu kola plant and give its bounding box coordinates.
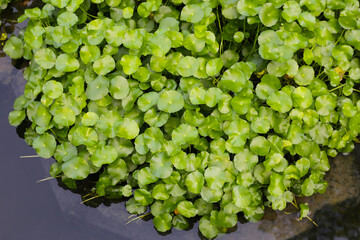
[5,0,360,238]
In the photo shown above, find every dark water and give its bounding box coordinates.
[1,2,360,240]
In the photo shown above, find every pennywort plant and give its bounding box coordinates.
[5,0,360,238]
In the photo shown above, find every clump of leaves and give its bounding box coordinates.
[5,0,360,238]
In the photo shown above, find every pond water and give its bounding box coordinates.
[1,2,360,240]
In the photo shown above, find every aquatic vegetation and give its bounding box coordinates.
[5,0,360,238]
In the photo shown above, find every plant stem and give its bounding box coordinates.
[20,155,39,158]
[37,175,61,183]
[329,84,346,92]
[81,195,101,204]
[334,29,345,45]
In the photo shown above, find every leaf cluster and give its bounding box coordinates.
[5,0,360,238]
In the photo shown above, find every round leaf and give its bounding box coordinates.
[157,90,184,113]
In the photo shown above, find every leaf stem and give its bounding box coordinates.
[81,195,101,204]
[306,216,319,227]
[37,174,61,183]
[329,84,346,92]
[20,155,39,158]
[82,192,95,198]
[245,24,260,60]
[335,29,345,45]
[80,6,98,19]
[291,200,299,209]
[126,212,151,225]
[216,6,223,56]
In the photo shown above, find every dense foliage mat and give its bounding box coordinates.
[5,0,360,238]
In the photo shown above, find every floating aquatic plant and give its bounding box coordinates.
[5,0,360,238]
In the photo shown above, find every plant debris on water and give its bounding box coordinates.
[4,0,360,238]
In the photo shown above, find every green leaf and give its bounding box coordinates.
[153,213,172,232]
[268,173,285,196]
[206,58,223,76]
[294,66,314,86]
[80,45,100,64]
[291,87,313,109]
[232,185,252,208]
[172,215,189,230]
[251,117,270,134]
[120,55,142,75]
[42,80,63,99]
[69,126,98,146]
[54,142,77,162]
[149,152,173,179]
[199,216,219,239]
[134,189,154,206]
[109,76,129,100]
[117,118,139,139]
[157,90,184,113]
[33,132,57,158]
[4,36,23,59]
[180,4,204,23]
[8,110,26,126]
[95,110,121,138]
[50,0,70,8]
[55,53,80,72]
[200,186,223,203]
[53,107,76,127]
[177,56,200,77]
[34,48,56,69]
[138,92,159,112]
[338,16,357,30]
[172,124,198,145]
[107,158,128,184]
[126,198,147,214]
[221,50,239,68]
[255,74,281,100]
[93,55,115,75]
[230,94,252,115]
[315,94,336,116]
[185,170,204,194]
[234,148,259,172]
[123,30,144,50]
[62,156,90,180]
[57,11,78,27]
[267,91,293,113]
[220,68,246,92]
[137,167,158,186]
[90,145,118,167]
[149,34,172,56]
[250,136,271,156]
[204,166,226,190]
[259,3,280,27]
[152,184,170,200]
[85,76,109,100]
[177,200,197,218]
